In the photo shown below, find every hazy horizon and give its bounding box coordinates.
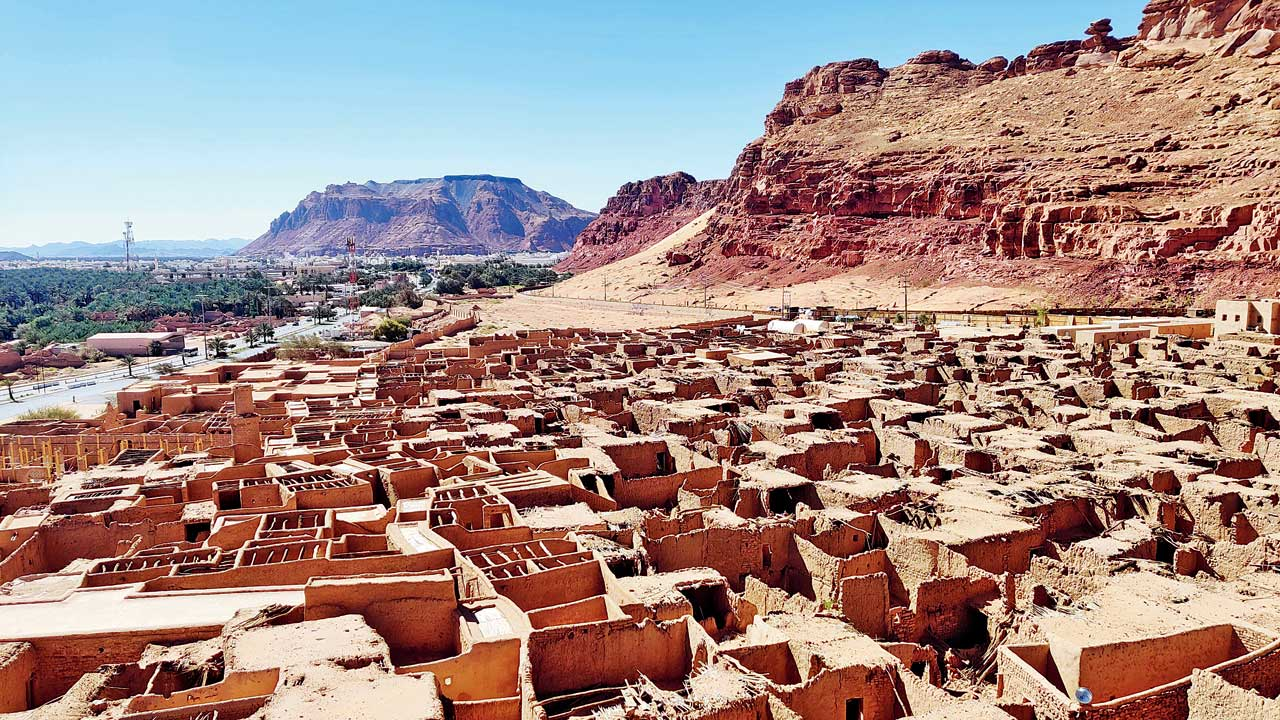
[1,1,1144,248]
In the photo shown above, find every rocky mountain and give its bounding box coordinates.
[604,0,1280,307]
[557,172,723,272]
[240,175,596,257]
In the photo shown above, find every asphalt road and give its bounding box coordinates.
[0,310,358,423]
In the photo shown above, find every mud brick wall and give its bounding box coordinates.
[1215,639,1280,699]
[1082,687,1188,720]
[773,664,898,720]
[0,643,35,712]
[998,649,1073,720]
[841,573,889,638]
[527,618,692,697]
[28,627,215,705]
[0,534,46,584]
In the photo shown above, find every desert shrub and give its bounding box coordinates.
[16,405,80,421]
[372,318,410,342]
[275,336,351,360]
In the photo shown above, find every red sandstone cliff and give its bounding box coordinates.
[556,173,724,272]
[652,0,1280,306]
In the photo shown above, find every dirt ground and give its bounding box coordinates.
[466,294,745,333]
[544,211,1048,313]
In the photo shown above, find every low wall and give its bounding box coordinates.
[527,618,692,698]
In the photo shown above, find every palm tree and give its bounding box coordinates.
[1,377,17,403]
[256,322,276,344]
[312,303,336,324]
[206,338,230,358]
[122,355,137,378]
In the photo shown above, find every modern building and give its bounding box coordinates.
[1214,298,1280,335]
[84,331,186,357]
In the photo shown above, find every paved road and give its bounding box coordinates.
[0,310,358,423]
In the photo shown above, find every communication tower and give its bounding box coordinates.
[346,236,358,311]
[122,221,135,271]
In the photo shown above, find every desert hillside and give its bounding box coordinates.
[572,0,1280,309]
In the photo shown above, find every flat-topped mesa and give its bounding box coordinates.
[1139,0,1280,41]
[240,176,595,257]
[555,172,724,273]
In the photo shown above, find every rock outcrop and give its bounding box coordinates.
[240,175,595,257]
[1140,0,1280,41]
[657,0,1280,306]
[556,173,724,272]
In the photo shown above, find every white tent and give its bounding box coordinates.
[767,319,831,334]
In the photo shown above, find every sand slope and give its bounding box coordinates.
[551,210,1046,312]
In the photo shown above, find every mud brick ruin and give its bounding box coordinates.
[1,313,1279,719]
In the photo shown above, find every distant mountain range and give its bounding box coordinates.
[239,175,596,256]
[4,237,247,259]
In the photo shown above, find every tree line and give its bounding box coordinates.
[0,268,290,346]
[428,259,567,295]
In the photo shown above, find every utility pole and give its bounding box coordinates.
[346,236,358,313]
[899,278,910,320]
[603,275,608,303]
[197,295,208,359]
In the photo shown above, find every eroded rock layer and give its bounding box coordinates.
[556,172,724,272]
[665,0,1280,305]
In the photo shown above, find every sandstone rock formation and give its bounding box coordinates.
[1140,0,1280,41]
[240,175,595,257]
[556,172,723,272]
[652,0,1280,307]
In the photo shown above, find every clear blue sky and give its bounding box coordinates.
[0,1,1144,247]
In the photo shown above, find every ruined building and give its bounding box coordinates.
[1,313,1279,719]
